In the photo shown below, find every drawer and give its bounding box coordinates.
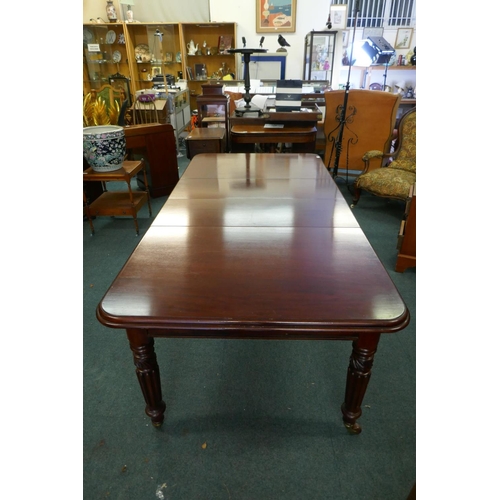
[186,138,223,159]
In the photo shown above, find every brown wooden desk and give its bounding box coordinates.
[229,105,322,153]
[97,153,409,433]
[123,123,179,198]
[230,124,317,153]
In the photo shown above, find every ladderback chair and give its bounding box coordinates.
[323,89,401,174]
[352,107,416,205]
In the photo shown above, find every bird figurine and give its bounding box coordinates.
[242,37,246,48]
[277,35,290,52]
[259,37,265,48]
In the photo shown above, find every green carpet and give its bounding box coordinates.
[83,157,415,499]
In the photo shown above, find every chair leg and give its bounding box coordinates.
[351,186,362,207]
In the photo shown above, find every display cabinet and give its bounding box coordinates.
[180,23,238,109]
[83,22,130,97]
[124,23,184,98]
[303,31,338,87]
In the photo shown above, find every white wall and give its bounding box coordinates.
[83,0,416,86]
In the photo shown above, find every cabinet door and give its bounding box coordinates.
[124,23,183,98]
[83,23,129,96]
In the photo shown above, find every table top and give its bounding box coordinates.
[97,153,409,338]
[83,160,144,182]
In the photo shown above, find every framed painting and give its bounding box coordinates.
[395,28,413,49]
[256,0,297,33]
[330,5,348,30]
[363,27,384,39]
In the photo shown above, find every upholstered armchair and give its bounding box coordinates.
[352,107,416,206]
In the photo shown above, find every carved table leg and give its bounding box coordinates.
[126,329,166,427]
[341,333,381,434]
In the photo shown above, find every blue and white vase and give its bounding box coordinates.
[83,125,126,172]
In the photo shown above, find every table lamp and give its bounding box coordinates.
[119,0,135,23]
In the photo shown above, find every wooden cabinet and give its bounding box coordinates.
[180,23,238,109]
[396,183,416,272]
[83,22,130,98]
[124,22,184,97]
[186,128,226,159]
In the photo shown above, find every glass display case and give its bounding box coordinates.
[83,23,130,97]
[124,23,184,98]
[303,31,338,87]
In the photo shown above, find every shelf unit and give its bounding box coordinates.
[124,22,184,97]
[83,22,130,97]
[339,64,416,90]
[180,23,238,110]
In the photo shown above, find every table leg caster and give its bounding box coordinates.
[343,421,362,434]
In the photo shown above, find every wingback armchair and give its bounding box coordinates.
[352,107,416,206]
[323,89,401,175]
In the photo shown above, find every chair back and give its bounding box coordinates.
[323,89,401,173]
[131,96,160,125]
[83,84,125,126]
[389,108,416,173]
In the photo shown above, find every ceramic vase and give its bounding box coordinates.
[83,125,126,172]
[106,0,118,23]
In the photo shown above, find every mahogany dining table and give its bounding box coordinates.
[97,153,410,434]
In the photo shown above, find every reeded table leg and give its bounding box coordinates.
[127,329,166,427]
[341,333,381,434]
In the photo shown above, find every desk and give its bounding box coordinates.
[123,123,179,198]
[231,124,317,153]
[229,104,322,153]
[97,153,410,433]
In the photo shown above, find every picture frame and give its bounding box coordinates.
[194,63,207,80]
[395,28,413,49]
[330,4,348,30]
[218,35,233,55]
[108,72,131,104]
[342,30,349,48]
[256,0,297,33]
[363,27,384,39]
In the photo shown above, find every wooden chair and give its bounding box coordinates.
[131,95,160,125]
[323,89,401,175]
[352,107,416,205]
[83,84,125,127]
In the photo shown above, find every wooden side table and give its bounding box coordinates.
[185,128,226,159]
[396,183,416,272]
[83,160,152,236]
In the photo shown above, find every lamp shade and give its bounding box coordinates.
[119,0,134,5]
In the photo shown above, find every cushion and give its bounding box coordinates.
[355,168,415,200]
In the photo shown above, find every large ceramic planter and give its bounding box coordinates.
[83,125,126,172]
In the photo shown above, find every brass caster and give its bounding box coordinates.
[344,421,362,434]
[152,420,163,429]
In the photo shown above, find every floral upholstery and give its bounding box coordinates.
[353,108,416,204]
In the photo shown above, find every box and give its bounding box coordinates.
[275,79,302,112]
